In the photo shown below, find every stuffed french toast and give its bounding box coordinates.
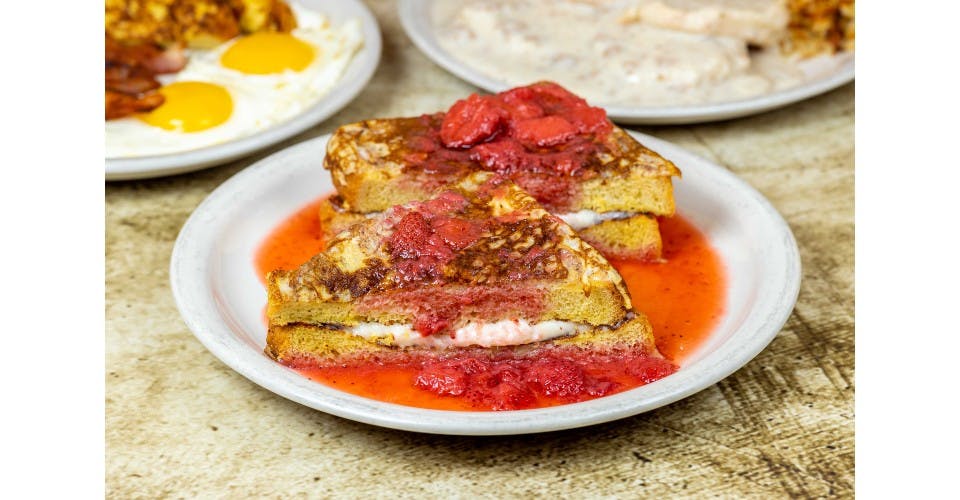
[266,172,671,379]
[319,82,680,261]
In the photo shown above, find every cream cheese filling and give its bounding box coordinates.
[557,210,634,230]
[347,319,588,348]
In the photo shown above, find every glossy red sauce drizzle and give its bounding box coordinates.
[255,197,726,411]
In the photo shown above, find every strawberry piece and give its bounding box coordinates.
[412,312,451,337]
[440,356,491,376]
[513,116,578,148]
[414,365,467,396]
[390,210,473,286]
[388,211,433,259]
[420,191,469,216]
[527,358,585,398]
[626,356,678,383]
[470,140,527,174]
[432,217,483,251]
[565,105,612,136]
[499,87,545,120]
[440,94,506,148]
[475,365,536,410]
[584,378,619,397]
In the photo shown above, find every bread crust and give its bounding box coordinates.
[317,199,665,262]
[268,172,633,336]
[324,117,680,215]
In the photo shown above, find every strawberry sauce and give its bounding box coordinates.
[397,82,619,212]
[255,197,726,411]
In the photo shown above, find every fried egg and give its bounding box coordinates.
[106,3,363,158]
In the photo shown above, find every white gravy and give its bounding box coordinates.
[433,0,805,107]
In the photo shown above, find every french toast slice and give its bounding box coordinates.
[266,171,667,367]
[322,82,680,261]
[318,195,663,262]
[324,115,679,215]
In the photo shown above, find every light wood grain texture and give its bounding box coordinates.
[105,1,854,497]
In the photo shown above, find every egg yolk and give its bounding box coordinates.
[220,33,316,74]
[139,82,233,132]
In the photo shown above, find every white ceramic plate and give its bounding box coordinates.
[170,131,800,435]
[397,0,854,125]
[105,0,382,181]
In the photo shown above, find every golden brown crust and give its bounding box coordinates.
[317,195,369,238]
[268,172,633,331]
[279,176,567,298]
[324,116,680,215]
[577,214,663,262]
[316,198,665,262]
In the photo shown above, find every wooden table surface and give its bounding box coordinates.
[106,1,854,497]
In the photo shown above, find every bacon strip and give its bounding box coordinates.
[105,91,166,120]
[105,37,187,120]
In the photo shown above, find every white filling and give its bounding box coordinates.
[347,319,587,348]
[557,210,633,230]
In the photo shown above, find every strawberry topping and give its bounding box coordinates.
[440,94,507,148]
[413,82,614,211]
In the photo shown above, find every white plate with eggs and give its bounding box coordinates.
[105,0,381,181]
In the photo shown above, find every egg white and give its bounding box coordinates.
[106,3,363,158]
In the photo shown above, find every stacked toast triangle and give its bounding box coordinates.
[321,81,680,261]
[267,172,663,366]
[265,82,680,366]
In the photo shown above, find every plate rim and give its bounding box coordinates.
[105,0,383,181]
[397,0,854,125]
[170,131,801,435]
